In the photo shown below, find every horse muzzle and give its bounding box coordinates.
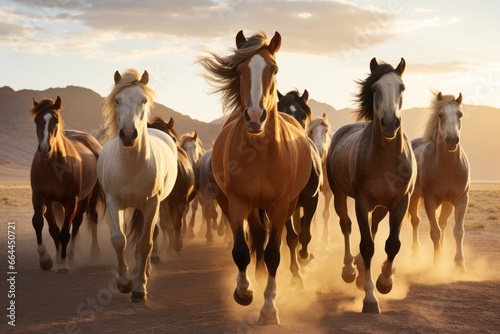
[380,116,401,139]
[37,144,51,159]
[119,128,138,147]
[445,136,459,152]
[243,108,267,134]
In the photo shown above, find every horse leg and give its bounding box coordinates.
[333,188,355,283]
[453,194,468,273]
[376,195,408,296]
[159,200,173,254]
[355,199,379,313]
[32,195,53,270]
[67,199,88,266]
[108,199,133,294]
[299,194,318,264]
[57,196,78,273]
[151,224,161,263]
[132,197,160,302]
[248,209,267,286]
[322,188,333,243]
[438,202,453,249]
[87,186,101,262]
[285,214,302,289]
[408,193,421,258]
[217,204,227,237]
[187,196,198,237]
[205,201,214,244]
[424,199,442,265]
[170,201,184,251]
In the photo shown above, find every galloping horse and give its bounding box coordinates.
[308,113,333,242]
[30,96,103,272]
[326,58,416,313]
[408,92,470,271]
[97,69,178,302]
[199,31,312,324]
[278,89,323,288]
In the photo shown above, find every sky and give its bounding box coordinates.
[1,0,500,122]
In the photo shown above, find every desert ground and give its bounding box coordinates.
[1,178,499,334]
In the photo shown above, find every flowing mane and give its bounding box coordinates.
[30,98,66,130]
[101,69,156,142]
[422,92,461,142]
[198,32,270,117]
[355,61,399,122]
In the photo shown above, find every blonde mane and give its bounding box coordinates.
[198,32,270,117]
[100,69,156,143]
[422,91,461,142]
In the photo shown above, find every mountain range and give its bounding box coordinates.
[0,85,498,182]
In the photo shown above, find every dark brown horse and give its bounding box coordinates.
[30,96,104,273]
[199,31,312,324]
[326,58,416,313]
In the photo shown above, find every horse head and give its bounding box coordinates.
[236,30,281,134]
[31,96,62,159]
[277,89,311,129]
[437,92,463,152]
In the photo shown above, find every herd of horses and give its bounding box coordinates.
[28,30,470,324]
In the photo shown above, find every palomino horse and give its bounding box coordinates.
[142,116,196,260]
[278,89,323,288]
[199,31,312,324]
[30,96,103,272]
[97,69,178,302]
[408,92,470,271]
[308,113,333,242]
[326,58,416,313]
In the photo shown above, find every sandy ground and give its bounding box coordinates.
[1,181,499,333]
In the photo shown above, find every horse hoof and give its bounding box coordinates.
[233,289,253,306]
[150,255,161,264]
[291,276,304,290]
[57,268,69,274]
[342,267,356,283]
[257,310,280,325]
[40,258,53,271]
[174,236,183,252]
[362,301,381,314]
[376,276,393,294]
[131,291,147,302]
[117,280,134,294]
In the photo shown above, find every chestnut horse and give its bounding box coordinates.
[98,69,178,302]
[199,31,312,324]
[30,96,104,272]
[326,58,416,313]
[408,92,470,271]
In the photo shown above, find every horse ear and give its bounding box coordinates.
[322,112,327,120]
[236,30,246,49]
[54,96,62,110]
[395,58,406,76]
[193,132,198,141]
[302,89,309,103]
[277,90,284,100]
[114,70,121,84]
[168,117,174,128]
[268,31,281,54]
[140,70,149,85]
[437,92,443,101]
[33,98,39,108]
[456,93,463,104]
[370,57,378,73]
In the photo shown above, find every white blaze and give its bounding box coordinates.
[248,54,266,112]
[40,113,52,151]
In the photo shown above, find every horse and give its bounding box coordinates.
[199,30,312,324]
[408,92,470,272]
[30,96,104,273]
[97,69,178,302]
[277,89,323,288]
[325,58,416,313]
[142,116,196,260]
[308,113,333,242]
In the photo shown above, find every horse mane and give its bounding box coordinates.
[198,31,270,117]
[101,69,156,143]
[422,91,461,142]
[355,61,399,122]
[148,116,180,143]
[278,89,312,120]
[180,132,205,153]
[30,98,66,130]
[309,115,330,133]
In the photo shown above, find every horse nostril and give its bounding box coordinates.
[119,129,125,139]
[394,117,401,129]
[132,129,138,140]
[243,109,250,122]
[260,109,267,123]
[381,117,386,128]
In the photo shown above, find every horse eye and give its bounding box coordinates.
[142,99,147,105]
[458,111,463,118]
[274,68,278,75]
[115,99,119,105]
[236,69,242,76]
[400,84,406,92]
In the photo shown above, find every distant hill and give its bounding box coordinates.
[1,85,499,183]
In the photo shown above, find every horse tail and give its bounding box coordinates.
[127,209,144,247]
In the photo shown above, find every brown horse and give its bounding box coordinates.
[326,58,416,313]
[408,92,470,271]
[199,31,312,324]
[30,96,104,273]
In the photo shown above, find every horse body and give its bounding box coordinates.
[326,58,416,313]
[97,70,177,302]
[200,31,312,324]
[30,97,103,272]
[408,92,470,271]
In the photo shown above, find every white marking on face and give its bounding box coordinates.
[248,54,266,111]
[289,104,297,116]
[40,113,52,151]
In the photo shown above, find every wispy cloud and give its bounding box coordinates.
[410,61,472,75]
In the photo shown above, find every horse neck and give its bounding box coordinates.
[371,119,404,157]
[51,131,72,161]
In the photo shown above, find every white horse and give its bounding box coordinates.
[97,69,178,302]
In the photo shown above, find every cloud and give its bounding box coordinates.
[409,61,472,75]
